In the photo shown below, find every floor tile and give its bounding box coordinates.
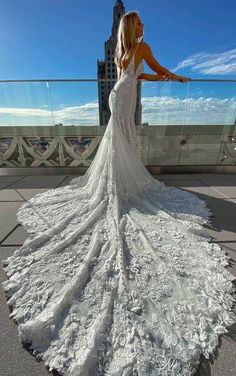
[164,180,227,199]
[203,198,236,241]
[9,175,67,189]
[191,173,236,180]
[0,176,24,190]
[15,188,51,201]
[193,180,236,199]
[154,174,197,180]
[58,175,83,187]
[0,202,23,243]
[1,226,28,246]
[0,189,24,202]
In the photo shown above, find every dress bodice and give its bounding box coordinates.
[108,40,144,149]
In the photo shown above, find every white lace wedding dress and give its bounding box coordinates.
[2,41,236,376]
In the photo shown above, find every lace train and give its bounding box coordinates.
[2,168,236,375]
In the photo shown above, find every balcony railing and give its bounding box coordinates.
[0,78,235,173]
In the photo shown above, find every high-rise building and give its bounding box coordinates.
[97,0,142,126]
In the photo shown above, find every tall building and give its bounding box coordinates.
[97,0,142,126]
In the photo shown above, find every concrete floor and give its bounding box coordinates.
[0,173,236,376]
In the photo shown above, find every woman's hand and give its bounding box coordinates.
[174,75,191,83]
[154,74,172,81]
[138,73,192,82]
[156,73,192,83]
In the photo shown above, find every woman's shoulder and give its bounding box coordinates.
[140,41,150,50]
[139,41,154,58]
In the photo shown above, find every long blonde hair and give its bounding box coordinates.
[114,11,141,71]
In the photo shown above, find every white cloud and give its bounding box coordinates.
[0,95,235,126]
[141,96,236,125]
[53,101,99,125]
[0,101,99,126]
[0,107,50,116]
[172,48,236,75]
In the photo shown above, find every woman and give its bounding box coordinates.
[2,11,236,376]
[115,13,190,84]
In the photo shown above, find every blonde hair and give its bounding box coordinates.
[114,11,141,71]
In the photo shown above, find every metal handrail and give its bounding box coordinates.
[0,78,236,83]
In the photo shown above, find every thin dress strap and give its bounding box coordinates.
[132,40,141,57]
[132,40,141,75]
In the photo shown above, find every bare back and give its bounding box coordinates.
[121,42,144,74]
[121,41,170,76]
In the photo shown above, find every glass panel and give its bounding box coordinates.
[0,79,235,168]
[141,80,236,126]
[0,81,53,126]
[184,81,236,126]
[141,80,190,126]
[48,81,100,126]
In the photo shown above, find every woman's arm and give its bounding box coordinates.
[141,42,186,80]
[142,41,176,76]
[137,73,170,80]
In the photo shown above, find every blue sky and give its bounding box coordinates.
[0,0,236,126]
[1,0,235,79]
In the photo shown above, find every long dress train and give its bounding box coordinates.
[2,41,236,376]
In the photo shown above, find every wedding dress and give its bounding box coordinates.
[2,41,236,376]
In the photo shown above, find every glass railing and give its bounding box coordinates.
[0,78,235,168]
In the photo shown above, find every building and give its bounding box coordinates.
[97,0,142,126]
